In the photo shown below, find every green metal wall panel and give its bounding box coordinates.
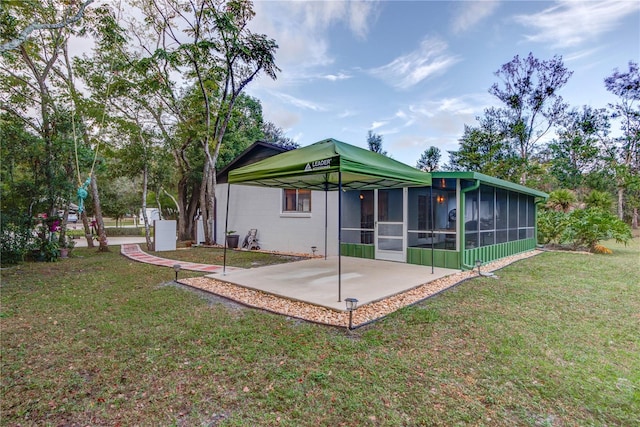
[462,238,536,269]
[406,248,460,269]
[343,239,534,269]
[340,243,374,259]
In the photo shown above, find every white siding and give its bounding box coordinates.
[215,184,340,256]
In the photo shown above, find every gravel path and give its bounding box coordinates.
[180,251,542,328]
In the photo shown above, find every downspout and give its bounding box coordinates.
[534,197,548,246]
[460,179,480,270]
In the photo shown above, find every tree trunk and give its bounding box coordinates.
[177,175,188,241]
[177,177,199,241]
[90,174,109,252]
[80,210,94,248]
[155,188,163,220]
[632,207,638,229]
[617,187,624,220]
[162,187,179,218]
[200,160,212,245]
[142,163,153,251]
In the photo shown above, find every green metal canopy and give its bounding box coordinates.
[228,138,431,190]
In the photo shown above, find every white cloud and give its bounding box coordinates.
[515,0,640,48]
[389,93,494,139]
[275,93,326,112]
[451,0,500,34]
[348,1,380,40]
[322,72,352,82]
[250,1,379,75]
[338,109,358,119]
[369,37,460,89]
[563,48,602,63]
[370,120,388,130]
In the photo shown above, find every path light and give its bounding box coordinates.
[345,297,358,330]
[311,246,317,256]
[475,259,482,275]
[173,264,181,282]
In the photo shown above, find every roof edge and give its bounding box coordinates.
[431,171,548,198]
[217,141,290,178]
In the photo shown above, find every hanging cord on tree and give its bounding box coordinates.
[72,0,122,214]
[72,110,92,214]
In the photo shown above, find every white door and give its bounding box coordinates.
[375,188,406,262]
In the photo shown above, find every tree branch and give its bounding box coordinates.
[1,0,95,53]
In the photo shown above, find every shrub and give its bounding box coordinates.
[104,227,148,236]
[0,214,34,265]
[537,207,632,252]
[584,190,613,211]
[546,189,576,212]
[537,210,570,244]
[563,208,632,251]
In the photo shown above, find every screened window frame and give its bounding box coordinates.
[464,185,536,249]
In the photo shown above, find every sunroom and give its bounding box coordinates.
[340,171,548,270]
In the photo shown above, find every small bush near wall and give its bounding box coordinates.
[105,227,148,237]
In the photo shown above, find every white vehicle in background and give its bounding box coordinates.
[57,210,78,223]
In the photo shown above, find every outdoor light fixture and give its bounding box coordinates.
[345,297,359,330]
[475,259,482,275]
[311,246,318,255]
[436,194,445,204]
[173,264,182,281]
[359,193,364,200]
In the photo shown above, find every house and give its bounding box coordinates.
[215,139,547,270]
[215,141,338,253]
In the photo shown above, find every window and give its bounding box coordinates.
[463,186,536,248]
[282,189,311,212]
[407,187,457,251]
[342,190,374,244]
[480,185,495,230]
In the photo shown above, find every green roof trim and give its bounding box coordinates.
[431,171,548,198]
[228,138,432,190]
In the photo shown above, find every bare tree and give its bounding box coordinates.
[490,53,572,183]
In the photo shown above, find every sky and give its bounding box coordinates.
[241,0,640,167]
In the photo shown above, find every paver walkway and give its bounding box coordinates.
[121,244,238,273]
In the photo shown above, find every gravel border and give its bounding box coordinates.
[181,250,542,328]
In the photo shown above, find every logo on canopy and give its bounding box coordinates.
[304,158,332,172]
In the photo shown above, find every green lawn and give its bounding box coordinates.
[1,239,638,426]
[143,246,309,268]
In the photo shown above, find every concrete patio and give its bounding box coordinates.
[208,256,460,311]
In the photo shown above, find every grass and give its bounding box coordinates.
[1,238,638,426]
[144,246,308,268]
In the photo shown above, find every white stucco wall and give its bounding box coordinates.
[216,184,340,256]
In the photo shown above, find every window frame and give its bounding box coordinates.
[281,188,312,216]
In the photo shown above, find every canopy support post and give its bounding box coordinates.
[324,178,328,260]
[430,185,434,274]
[223,183,231,275]
[338,172,342,302]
